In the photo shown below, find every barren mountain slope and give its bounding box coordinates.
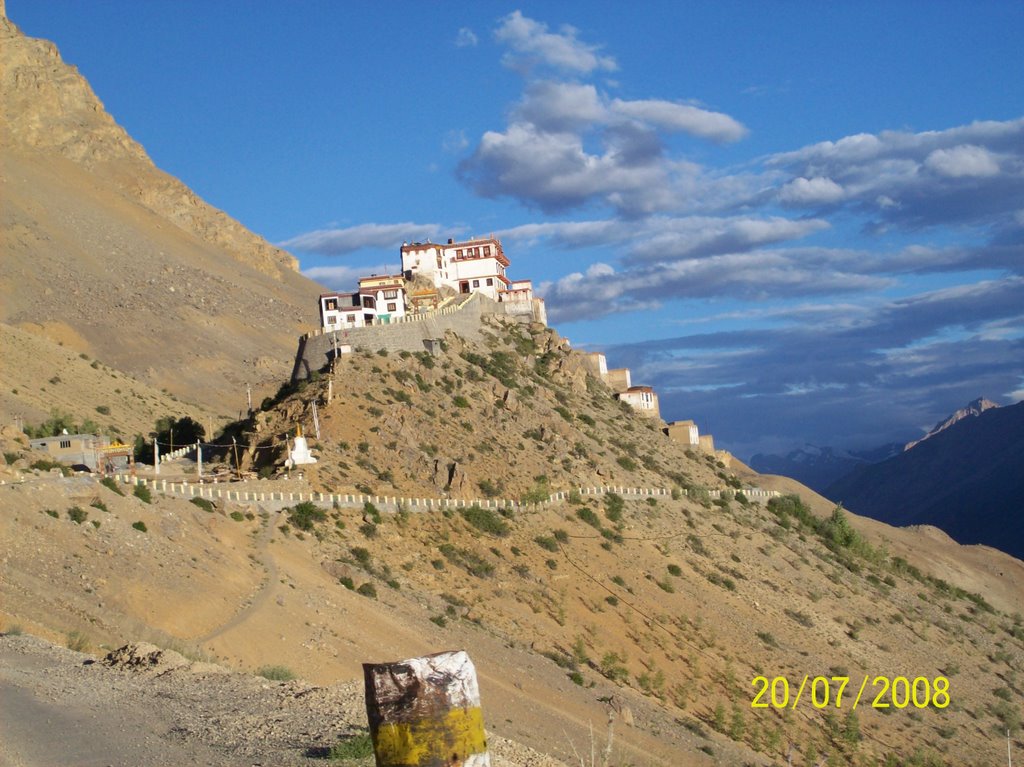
[4,319,1023,765]
[0,11,325,419]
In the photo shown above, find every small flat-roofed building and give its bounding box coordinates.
[699,434,716,454]
[29,432,109,471]
[616,386,660,419]
[320,292,368,329]
[606,368,632,392]
[582,352,608,379]
[358,275,408,324]
[665,419,699,446]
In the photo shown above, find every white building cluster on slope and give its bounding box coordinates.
[317,236,546,330]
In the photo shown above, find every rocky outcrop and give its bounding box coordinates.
[0,12,297,278]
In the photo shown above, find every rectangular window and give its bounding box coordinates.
[383,290,398,299]
[387,302,397,312]
[472,279,480,288]
[60,440,71,449]
[456,249,463,257]
[483,245,491,256]
[327,315,336,324]
[486,278,493,286]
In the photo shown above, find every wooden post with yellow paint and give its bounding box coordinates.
[363,650,490,767]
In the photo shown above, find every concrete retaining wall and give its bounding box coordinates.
[292,293,507,381]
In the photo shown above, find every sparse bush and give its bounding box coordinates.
[133,484,152,504]
[190,497,215,512]
[667,563,682,576]
[329,731,375,761]
[132,520,147,533]
[90,499,108,512]
[230,511,245,522]
[65,630,89,652]
[287,501,326,531]
[66,506,88,524]
[257,665,296,681]
[576,507,600,528]
[616,456,638,472]
[534,535,559,552]
[356,583,377,599]
[603,493,624,522]
[460,505,510,536]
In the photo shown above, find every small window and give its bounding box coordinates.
[327,315,337,324]
[486,278,493,286]
[387,302,397,312]
[456,249,463,257]
[60,440,71,449]
[483,245,491,256]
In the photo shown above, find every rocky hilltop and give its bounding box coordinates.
[0,8,324,423]
[904,397,1000,452]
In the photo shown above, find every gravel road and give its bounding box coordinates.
[0,634,565,767]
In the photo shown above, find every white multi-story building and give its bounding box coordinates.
[616,386,660,419]
[319,292,368,329]
[358,274,408,324]
[401,237,510,301]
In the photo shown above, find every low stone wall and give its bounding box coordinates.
[105,474,779,514]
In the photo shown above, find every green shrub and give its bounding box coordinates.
[616,456,638,472]
[3,451,20,465]
[66,506,88,524]
[133,484,152,503]
[190,497,215,512]
[229,511,245,522]
[604,493,624,522]
[453,395,470,408]
[90,499,108,512]
[339,576,355,590]
[667,563,682,576]
[95,405,111,415]
[553,529,569,543]
[576,507,600,528]
[329,732,375,761]
[132,520,147,533]
[534,535,559,552]
[257,665,296,681]
[44,509,59,518]
[460,505,510,536]
[356,583,377,599]
[288,501,326,531]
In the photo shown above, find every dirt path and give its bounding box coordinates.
[197,510,281,645]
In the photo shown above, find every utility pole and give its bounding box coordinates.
[153,437,160,475]
[231,437,241,481]
[196,439,202,480]
[246,383,252,415]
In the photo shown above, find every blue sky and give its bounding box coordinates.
[11,2,1024,460]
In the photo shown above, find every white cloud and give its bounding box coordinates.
[455,27,478,47]
[778,176,845,205]
[515,81,606,132]
[495,11,616,74]
[280,222,450,255]
[924,144,1000,177]
[610,98,747,143]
